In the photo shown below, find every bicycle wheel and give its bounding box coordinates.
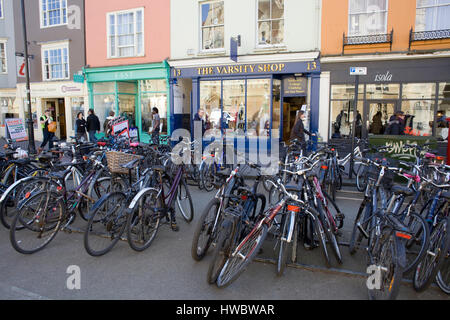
[316,201,342,264]
[368,227,403,300]
[84,192,127,257]
[176,180,194,222]
[202,163,217,192]
[310,208,331,268]
[207,220,232,284]
[356,165,368,193]
[127,189,162,252]
[414,217,449,292]
[10,191,64,254]
[349,200,372,255]
[402,212,430,275]
[436,257,450,294]
[216,224,268,288]
[191,198,220,261]
[277,212,292,276]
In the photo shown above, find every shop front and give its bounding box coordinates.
[15,81,88,142]
[170,57,321,152]
[0,88,19,138]
[84,62,171,143]
[323,57,450,153]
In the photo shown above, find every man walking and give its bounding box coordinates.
[86,109,101,143]
[150,107,161,145]
[38,109,54,154]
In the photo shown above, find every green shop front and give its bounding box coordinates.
[84,62,171,143]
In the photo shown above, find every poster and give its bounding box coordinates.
[112,120,129,138]
[5,118,28,142]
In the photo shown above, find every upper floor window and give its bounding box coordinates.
[0,0,4,19]
[201,1,224,51]
[108,8,144,58]
[40,0,67,28]
[0,41,7,74]
[349,0,388,36]
[257,0,284,46]
[42,42,69,81]
[416,0,450,32]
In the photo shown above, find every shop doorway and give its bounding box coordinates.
[364,100,397,138]
[282,97,306,143]
[44,99,67,141]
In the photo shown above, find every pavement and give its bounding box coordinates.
[0,180,448,301]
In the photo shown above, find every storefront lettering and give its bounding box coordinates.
[195,63,286,76]
[61,85,82,93]
[374,71,393,82]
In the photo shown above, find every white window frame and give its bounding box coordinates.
[416,0,450,32]
[348,0,389,36]
[0,0,4,20]
[256,0,286,48]
[199,0,225,53]
[107,7,145,59]
[0,40,7,74]
[41,41,70,81]
[39,0,68,29]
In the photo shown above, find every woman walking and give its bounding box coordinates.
[75,112,88,142]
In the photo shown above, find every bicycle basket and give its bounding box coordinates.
[106,151,142,174]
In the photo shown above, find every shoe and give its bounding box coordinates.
[171,221,179,232]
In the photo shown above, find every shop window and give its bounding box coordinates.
[223,80,245,136]
[365,84,400,100]
[247,79,271,137]
[348,0,388,36]
[141,80,166,92]
[24,99,38,130]
[436,100,450,140]
[331,100,363,139]
[93,95,116,132]
[71,97,85,132]
[40,0,67,28]
[401,100,435,137]
[200,81,222,134]
[402,83,436,99]
[201,1,224,51]
[118,95,136,127]
[257,0,284,46]
[108,8,144,58]
[272,79,281,139]
[439,82,450,99]
[416,0,450,32]
[141,92,167,135]
[117,82,136,94]
[331,84,364,100]
[93,82,115,94]
[42,43,69,81]
[0,41,6,74]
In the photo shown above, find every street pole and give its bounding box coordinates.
[21,0,36,155]
[349,75,359,179]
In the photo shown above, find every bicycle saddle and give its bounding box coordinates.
[391,185,415,197]
[152,165,165,172]
[285,183,303,192]
[49,169,71,180]
[121,158,141,170]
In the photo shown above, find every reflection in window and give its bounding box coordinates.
[223,80,245,136]
[200,81,222,134]
[331,84,364,100]
[416,0,450,32]
[71,97,85,130]
[258,0,284,45]
[436,100,450,140]
[94,95,115,131]
[348,0,388,36]
[247,79,271,137]
[141,80,167,92]
[272,80,281,139]
[24,99,38,129]
[401,100,434,136]
[141,93,167,134]
[330,100,363,138]
[201,1,224,50]
[439,82,450,99]
[118,95,136,127]
[366,84,400,99]
[402,83,436,99]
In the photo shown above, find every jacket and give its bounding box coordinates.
[75,119,87,134]
[385,116,405,135]
[290,118,311,143]
[87,114,101,132]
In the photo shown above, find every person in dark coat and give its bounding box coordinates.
[290,111,315,154]
[385,111,406,135]
[194,108,207,135]
[86,109,101,143]
[75,112,88,142]
[371,111,383,134]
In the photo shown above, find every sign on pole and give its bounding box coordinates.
[5,118,28,142]
[350,67,367,76]
[16,56,26,78]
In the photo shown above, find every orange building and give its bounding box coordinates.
[318,0,450,147]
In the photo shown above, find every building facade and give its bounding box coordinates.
[169,0,323,147]
[83,0,171,143]
[321,0,450,144]
[12,0,88,142]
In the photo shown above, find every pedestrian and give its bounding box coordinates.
[86,109,101,143]
[75,112,88,142]
[104,111,116,137]
[385,111,406,135]
[38,109,55,154]
[371,111,383,134]
[150,107,161,145]
[194,108,206,135]
[290,111,315,155]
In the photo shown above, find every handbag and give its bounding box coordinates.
[48,121,57,133]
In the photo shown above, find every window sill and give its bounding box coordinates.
[107,54,146,60]
[253,45,287,54]
[197,49,226,57]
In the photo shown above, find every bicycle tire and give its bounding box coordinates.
[191,198,220,261]
[356,165,368,193]
[310,208,331,268]
[10,190,64,255]
[207,220,232,284]
[84,192,127,257]
[277,213,291,276]
[176,179,194,223]
[413,217,449,292]
[402,212,430,275]
[349,200,371,255]
[316,201,342,264]
[126,189,162,252]
[436,258,450,294]
[216,224,268,288]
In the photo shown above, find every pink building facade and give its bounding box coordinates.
[84,0,171,143]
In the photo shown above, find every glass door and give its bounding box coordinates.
[364,100,397,137]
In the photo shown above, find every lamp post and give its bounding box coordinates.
[21,0,36,155]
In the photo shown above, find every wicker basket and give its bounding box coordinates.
[106,151,142,174]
